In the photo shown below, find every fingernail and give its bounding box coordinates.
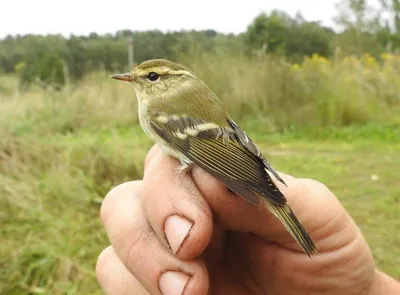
[159,271,190,295]
[164,215,193,254]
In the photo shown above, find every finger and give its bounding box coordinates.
[141,146,214,261]
[96,246,149,295]
[191,165,350,252]
[101,180,209,295]
[144,144,161,168]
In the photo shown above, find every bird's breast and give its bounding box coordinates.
[137,97,191,163]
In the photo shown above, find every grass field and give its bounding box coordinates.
[1,54,400,294]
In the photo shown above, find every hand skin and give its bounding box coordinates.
[96,145,400,295]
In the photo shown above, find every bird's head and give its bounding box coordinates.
[110,59,198,101]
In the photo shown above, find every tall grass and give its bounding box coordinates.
[0,73,148,294]
[0,52,399,294]
[1,52,399,136]
[180,52,400,128]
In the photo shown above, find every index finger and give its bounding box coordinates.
[142,145,214,261]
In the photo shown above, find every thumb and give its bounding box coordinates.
[191,166,352,253]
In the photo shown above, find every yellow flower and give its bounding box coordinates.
[291,63,300,71]
[311,53,329,64]
[361,53,377,69]
[381,53,392,61]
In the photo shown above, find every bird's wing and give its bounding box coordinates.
[149,113,287,206]
[227,119,287,186]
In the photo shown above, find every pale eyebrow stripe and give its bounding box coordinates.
[136,68,196,78]
[167,70,196,77]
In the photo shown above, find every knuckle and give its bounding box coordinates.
[100,184,123,225]
[144,145,161,170]
[100,181,143,224]
[96,246,115,283]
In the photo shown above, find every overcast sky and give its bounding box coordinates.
[1,0,339,38]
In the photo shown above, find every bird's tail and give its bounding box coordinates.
[265,202,317,257]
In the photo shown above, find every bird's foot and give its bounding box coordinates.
[177,159,193,173]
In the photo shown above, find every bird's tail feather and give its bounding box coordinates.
[266,202,317,257]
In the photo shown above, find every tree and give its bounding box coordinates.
[334,0,400,53]
[245,10,334,60]
[245,11,292,55]
[65,36,86,81]
[379,0,400,49]
[19,53,66,91]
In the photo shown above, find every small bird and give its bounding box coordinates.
[111,59,317,256]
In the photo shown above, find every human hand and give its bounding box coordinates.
[96,145,395,295]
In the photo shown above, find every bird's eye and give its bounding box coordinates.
[147,72,160,81]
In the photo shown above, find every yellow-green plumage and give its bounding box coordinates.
[111,59,317,257]
[265,203,316,256]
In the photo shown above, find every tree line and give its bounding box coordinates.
[1,0,399,90]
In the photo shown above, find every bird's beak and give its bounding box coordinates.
[110,72,134,82]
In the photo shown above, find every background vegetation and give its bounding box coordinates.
[1,0,400,90]
[1,0,399,294]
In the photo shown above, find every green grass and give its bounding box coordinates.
[252,124,400,277]
[1,123,399,294]
[0,128,149,294]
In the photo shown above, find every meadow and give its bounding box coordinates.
[0,53,399,294]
